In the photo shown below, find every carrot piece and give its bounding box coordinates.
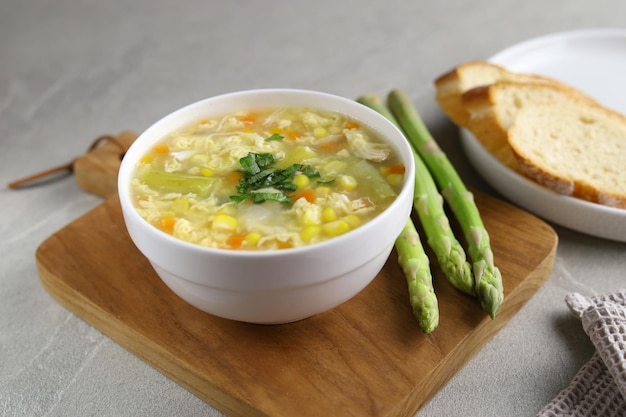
[345,121,360,129]
[276,240,293,249]
[227,234,245,249]
[294,189,316,203]
[320,142,340,152]
[160,217,176,231]
[153,145,170,154]
[238,114,256,123]
[286,130,302,140]
[227,171,244,183]
[388,163,406,174]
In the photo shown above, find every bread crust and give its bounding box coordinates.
[435,61,626,209]
[434,61,563,127]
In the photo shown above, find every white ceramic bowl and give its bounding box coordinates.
[118,89,415,324]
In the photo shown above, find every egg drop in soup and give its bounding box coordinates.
[131,106,405,250]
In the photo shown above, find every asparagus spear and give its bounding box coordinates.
[357,94,474,295]
[395,219,439,333]
[387,89,504,319]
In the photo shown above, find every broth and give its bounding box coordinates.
[131,106,405,250]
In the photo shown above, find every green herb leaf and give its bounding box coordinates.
[230,152,306,204]
[229,193,249,203]
[251,192,292,204]
[265,134,285,142]
[301,165,321,179]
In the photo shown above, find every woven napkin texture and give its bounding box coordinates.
[536,289,626,417]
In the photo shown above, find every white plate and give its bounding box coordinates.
[459,28,626,242]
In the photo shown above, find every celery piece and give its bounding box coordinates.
[141,171,219,197]
[274,146,317,169]
[349,159,396,201]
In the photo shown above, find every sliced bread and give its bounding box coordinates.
[507,102,626,209]
[461,81,601,171]
[434,61,563,127]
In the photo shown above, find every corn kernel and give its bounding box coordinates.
[171,198,189,214]
[201,168,214,177]
[313,127,326,137]
[293,173,310,189]
[301,226,321,242]
[386,173,403,188]
[212,214,238,232]
[338,175,357,191]
[315,186,331,196]
[322,220,350,237]
[140,154,153,164]
[322,207,337,222]
[244,232,262,247]
[343,214,361,228]
[269,127,283,135]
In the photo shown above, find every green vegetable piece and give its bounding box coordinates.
[356,93,474,296]
[251,191,292,204]
[141,171,219,197]
[387,89,504,319]
[301,165,321,179]
[349,159,396,201]
[265,133,284,142]
[395,218,439,333]
[230,152,315,205]
[274,146,317,169]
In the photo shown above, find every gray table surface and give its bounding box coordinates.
[2,1,625,416]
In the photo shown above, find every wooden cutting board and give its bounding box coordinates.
[36,187,557,417]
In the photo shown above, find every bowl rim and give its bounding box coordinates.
[118,88,416,258]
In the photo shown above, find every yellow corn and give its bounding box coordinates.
[315,186,331,196]
[301,226,321,243]
[244,232,262,247]
[140,154,153,164]
[293,173,310,189]
[212,214,238,232]
[322,220,350,237]
[200,168,213,177]
[338,175,357,191]
[386,173,403,188]
[343,214,361,228]
[171,198,189,214]
[161,210,175,218]
[313,127,326,137]
[322,207,337,222]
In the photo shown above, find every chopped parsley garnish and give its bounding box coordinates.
[264,133,284,142]
[229,152,320,204]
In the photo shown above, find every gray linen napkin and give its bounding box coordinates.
[536,289,626,417]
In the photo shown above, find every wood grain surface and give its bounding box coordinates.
[36,191,557,417]
[73,130,138,197]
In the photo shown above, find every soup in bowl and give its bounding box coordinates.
[118,89,415,324]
